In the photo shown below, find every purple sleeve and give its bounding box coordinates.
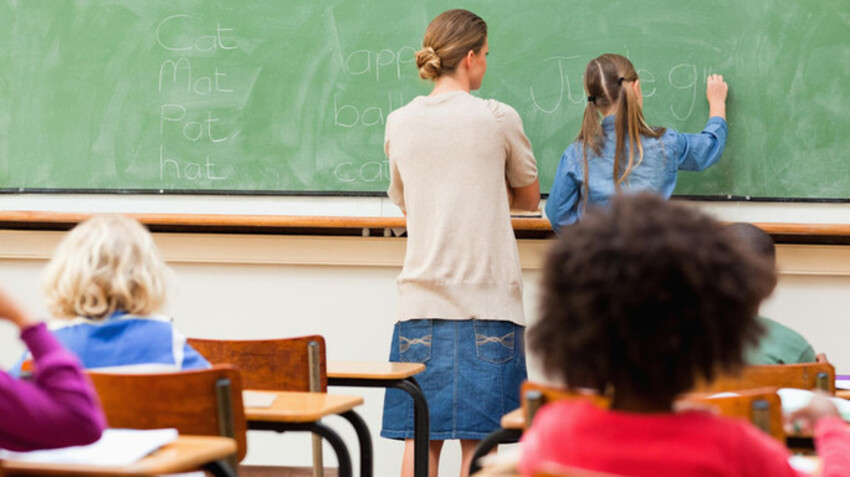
[0,323,106,451]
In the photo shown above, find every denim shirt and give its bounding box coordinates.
[545,116,728,231]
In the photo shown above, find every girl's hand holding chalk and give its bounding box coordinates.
[706,74,728,119]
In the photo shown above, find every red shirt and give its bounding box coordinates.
[519,400,850,477]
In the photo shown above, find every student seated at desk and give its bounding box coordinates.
[519,194,850,477]
[0,285,105,450]
[11,215,209,375]
[726,222,822,365]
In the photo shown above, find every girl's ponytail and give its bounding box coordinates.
[577,60,610,214]
[614,76,639,189]
[577,101,601,213]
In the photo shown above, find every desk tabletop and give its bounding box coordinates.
[244,390,364,423]
[500,408,525,430]
[471,457,823,477]
[328,360,426,380]
[0,435,236,476]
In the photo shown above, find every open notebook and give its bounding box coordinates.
[0,428,178,466]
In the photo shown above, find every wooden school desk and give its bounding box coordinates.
[328,360,429,477]
[244,390,368,477]
[0,435,237,477]
[470,457,824,477]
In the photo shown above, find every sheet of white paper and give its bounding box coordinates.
[777,388,850,421]
[0,428,178,466]
[243,390,278,408]
[788,455,819,473]
[708,392,740,398]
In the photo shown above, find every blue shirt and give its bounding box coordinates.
[10,312,210,376]
[545,116,727,231]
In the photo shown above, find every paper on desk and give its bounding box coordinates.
[243,390,278,408]
[0,428,178,466]
[835,375,850,390]
[789,455,820,473]
[777,388,850,421]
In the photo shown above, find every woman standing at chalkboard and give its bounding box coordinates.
[381,9,539,477]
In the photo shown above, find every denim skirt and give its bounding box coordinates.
[381,319,527,440]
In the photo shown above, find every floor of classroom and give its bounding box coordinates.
[241,466,339,477]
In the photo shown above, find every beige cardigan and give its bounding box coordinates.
[385,91,538,325]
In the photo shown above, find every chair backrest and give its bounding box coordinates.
[678,387,785,442]
[533,463,626,476]
[87,364,248,462]
[694,362,835,394]
[188,336,327,392]
[521,381,610,429]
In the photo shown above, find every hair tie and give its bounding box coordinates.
[587,96,596,104]
[618,77,625,85]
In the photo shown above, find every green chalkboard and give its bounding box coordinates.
[0,0,848,199]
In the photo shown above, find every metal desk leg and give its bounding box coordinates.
[391,378,429,477]
[340,410,373,477]
[468,428,523,475]
[328,376,430,477]
[248,421,354,477]
[202,459,238,477]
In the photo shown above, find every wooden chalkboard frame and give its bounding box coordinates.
[1,211,849,244]
[3,189,850,204]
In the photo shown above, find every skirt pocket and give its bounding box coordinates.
[398,320,433,364]
[473,320,516,364]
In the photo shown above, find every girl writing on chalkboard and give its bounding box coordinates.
[382,8,539,477]
[545,53,728,231]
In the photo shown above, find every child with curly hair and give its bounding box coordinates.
[522,194,850,476]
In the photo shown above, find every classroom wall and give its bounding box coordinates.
[0,226,849,475]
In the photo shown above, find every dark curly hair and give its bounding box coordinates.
[530,193,776,408]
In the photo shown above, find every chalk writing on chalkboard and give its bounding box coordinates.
[157,14,237,182]
[0,0,847,200]
[529,56,715,122]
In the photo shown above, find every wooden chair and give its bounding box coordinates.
[533,467,626,477]
[188,336,370,477]
[693,362,835,394]
[469,382,609,475]
[521,381,610,428]
[87,364,247,476]
[678,387,785,442]
[189,336,327,392]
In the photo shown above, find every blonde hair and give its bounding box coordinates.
[43,214,171,320]
[415,9,487,80]
[577,54,666,203]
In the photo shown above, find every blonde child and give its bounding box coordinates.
[546,53,728,230]
[11,214,209,374]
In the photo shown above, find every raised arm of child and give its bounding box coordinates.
[707,74,728,120]
[674,74,729,172]
[0,287,106,451]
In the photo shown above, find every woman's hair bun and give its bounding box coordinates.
[416,46,442,80]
